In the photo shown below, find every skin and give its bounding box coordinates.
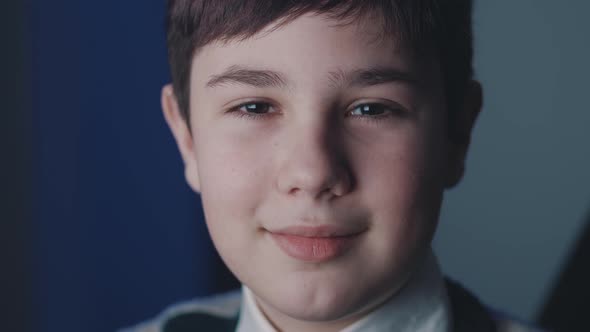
[162,13,481,332]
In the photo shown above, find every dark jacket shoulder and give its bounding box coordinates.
[446,278,543,332]
[446,278,497,332]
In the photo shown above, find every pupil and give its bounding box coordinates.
[245,103,267,114]
[361,104,383,115]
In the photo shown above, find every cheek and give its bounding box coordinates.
[356,129,446,240]
[351,135,444,292]
[198,138,265,208]
[193,127,273,242]
[192,131,273,277]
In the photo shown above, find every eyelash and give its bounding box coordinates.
[226,100,405,122]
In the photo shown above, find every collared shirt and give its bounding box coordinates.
[236,251,452,332]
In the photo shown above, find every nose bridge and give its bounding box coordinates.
[277,114,351,198]
[293,118,335,170]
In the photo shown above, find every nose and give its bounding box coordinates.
[276,121,353,200]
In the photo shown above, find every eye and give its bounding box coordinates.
[227,101,278,119]
[238,102,272,114]
[348,103,401,117]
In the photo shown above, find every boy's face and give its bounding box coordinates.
[164,13,478,329]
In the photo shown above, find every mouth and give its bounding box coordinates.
[267,225,366,262]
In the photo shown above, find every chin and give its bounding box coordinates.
[275,293,357,322]
[262,272,379,322]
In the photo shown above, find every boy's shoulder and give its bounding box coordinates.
[121,281,543,332]
[119,289,241,332]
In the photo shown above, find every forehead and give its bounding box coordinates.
[191,14,433,89]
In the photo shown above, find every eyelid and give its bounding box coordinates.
[224,96,273,108]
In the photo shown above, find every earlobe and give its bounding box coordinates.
[445,80,483,188]
[161,84,201,193]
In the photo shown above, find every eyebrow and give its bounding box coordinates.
[205,65,418,89]
[206,65,288,89]
[328,67,419,88]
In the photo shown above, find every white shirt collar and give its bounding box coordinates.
[236,250,451,332]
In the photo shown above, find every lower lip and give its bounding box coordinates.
[269,232,360,262]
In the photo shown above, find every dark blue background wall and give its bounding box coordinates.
[30,1,236,331]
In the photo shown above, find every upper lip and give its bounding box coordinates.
[268,225,366,237]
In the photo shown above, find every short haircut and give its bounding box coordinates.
[165,0,474,141]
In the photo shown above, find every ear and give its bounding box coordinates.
[161,84,201,193]
[445,80,483,188]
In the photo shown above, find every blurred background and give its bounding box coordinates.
[2,1,589,331]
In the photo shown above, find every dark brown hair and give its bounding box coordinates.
[166,0,474,138]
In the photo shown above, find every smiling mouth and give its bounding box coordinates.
[267,226,365,262]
